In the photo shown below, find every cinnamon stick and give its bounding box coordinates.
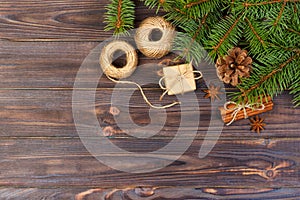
[222,103,273,123]
[223,103,273,120]
[221,101,273,119]
[219,96,272,115]
[219,96,274,124]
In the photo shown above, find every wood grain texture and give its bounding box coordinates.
[1,187,299,200]
[75,187,300,200]
[0,0,157,41]
[0,188,84,200]
[0,89,298,138]
[0,0,299,199]
[0,41,97,88]
[0,138,299,188]
[0,40,216,89]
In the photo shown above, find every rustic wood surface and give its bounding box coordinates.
[0,0,299,199]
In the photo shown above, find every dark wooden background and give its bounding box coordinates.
[0,0,300,199]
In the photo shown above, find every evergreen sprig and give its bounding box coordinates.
[244,18,268,55]
[140,0,173,11]
[152,0,300,106]
[233,48,300,104]
[182,0,224,19]
[104,0,135,35]
[290,69,300,107]
[104,0,300,106]
[205,13,245,60]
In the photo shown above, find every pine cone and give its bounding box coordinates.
[216,47,252,86]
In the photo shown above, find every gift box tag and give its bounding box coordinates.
[162,63,196,95]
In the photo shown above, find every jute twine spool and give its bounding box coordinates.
[100,40,138,79]
[100,40,179,109]
[135,16,175,59]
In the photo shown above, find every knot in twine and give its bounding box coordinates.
[135,16,175,59]
[224,101,265,126]
[159,64,202,101]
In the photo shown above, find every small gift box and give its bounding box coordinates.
[160,63,202,96]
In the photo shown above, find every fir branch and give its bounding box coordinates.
[287,28,300,36]
[171,13,209,64]
[184,0,210,8]
[178,14,209,64]
[290,70,300,106]
[173,32,206,65]
[212,15,242,52]
[164,3,197,22]
[174,8,192,17]
[206,13,244,59]
[245,18,265,46]
[234,0,297,20]
[186,15,208,48]
[293,1,299,13]
[243,0,299,7]
[273,1,287,26]
[269,43,299,53]
[104,0,135,35]
[182,0,225,19]
[101,0,300,107]
[140,0,172,11]
[116,0,122,29]
[241,51,300,97]
[165,9,197,30]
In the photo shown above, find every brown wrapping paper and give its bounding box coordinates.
[162,63,196,95]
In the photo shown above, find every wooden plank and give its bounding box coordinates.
[0,41,98,88]
[0,89,298,138]
[0,0,298,198]
[0,188,85,200]
[0,0,158,41]
[75,187,300,200]
[0,138,299,188]
[0,40,217,89]
[0,186,299,200]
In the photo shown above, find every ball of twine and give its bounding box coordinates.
[135,16,175,59]
[100,40,138,79]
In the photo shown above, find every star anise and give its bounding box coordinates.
[203,84,223,101]
[250,115,266,134]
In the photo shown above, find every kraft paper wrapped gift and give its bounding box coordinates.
[162,63,196,95]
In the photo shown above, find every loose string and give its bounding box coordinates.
[224,101,265,126]
[159,64,202,101]
[106,75,180,109]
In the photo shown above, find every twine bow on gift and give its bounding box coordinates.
[224,101,265,126]
[159,64,202,101]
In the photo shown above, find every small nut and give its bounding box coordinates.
[102,126,115,137]
[134,187,155,197]
[109,106,120,116]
